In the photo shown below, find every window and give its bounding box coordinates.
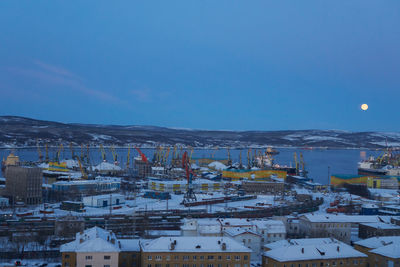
[132,254,137,258]
[235,256,240,261]
[234,264,240,267]
[218,256,222,260]
[174,265,179,267]
[208,256,214,260]
[207,265,214,267]
[166,265,169,267]
[85,265,92,267]
[64,254,70,259]
[104,256,111,260]
[156,256,162,261]
[155,265,161,267]
[148,265,152,267]
[184,256,190,261]
[332,261,336,266]
[218,264,222,267]
[104,265,110,267]
[353,260,358,265]
[148,256,152,260]
[183,265,189,267]
[65,264,69,267]
[166,256,170,261]
[226,256,231,260]
[175,256,179,260]
[200,256,205,260]
[193,265,196,267]
[85,256,92,260]
[193,256,197,260]
[244,256,248,261]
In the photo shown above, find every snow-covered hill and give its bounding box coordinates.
[0,116,399,148]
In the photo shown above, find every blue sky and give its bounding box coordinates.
[0,1,399,131]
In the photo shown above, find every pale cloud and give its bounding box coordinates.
[5,60,123,104]
[130,88,173,103]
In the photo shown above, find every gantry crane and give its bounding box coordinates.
[99,144,107,162]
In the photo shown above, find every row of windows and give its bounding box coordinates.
[85,255,111,260]
[148,255,246,261]
[269,259,363,267]
[84,265,110,267]
[315,223,349,229]
[147,264,247,267]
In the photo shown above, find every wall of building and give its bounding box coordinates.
[263,256,367,267]
[76,251,119,267]
[142,252,251,267]
[5,166,42,205]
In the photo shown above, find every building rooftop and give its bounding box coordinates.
[264,239,366,262]
[264,238,338,250]
[141,236,252,253]
[354,236,400,249]
[371,243,400,259]
[360,222,400,230]
[301,214,392,223]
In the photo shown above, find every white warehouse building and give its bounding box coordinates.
[82,194,125,208]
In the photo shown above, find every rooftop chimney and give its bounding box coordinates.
[111,238,116,244]
[301,248,304,254]
[221,243,227,251]
[170,243,175,250]
[337,246,340,252]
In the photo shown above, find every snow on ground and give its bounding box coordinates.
[60,159,79,168]
[208,161,227,171]
[94,161,122,171]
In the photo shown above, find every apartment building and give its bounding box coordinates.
[354,236,400,267]
[262,238,367,267]
[141,236,251,267]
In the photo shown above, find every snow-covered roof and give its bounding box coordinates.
[253,220,286,233]
[82,193,125,201]
[301,214,392,223]
[360,222,400,230]
[224,227,261,237]
[141,236,251,253]
[264,239,366,262]
[354,236,400,249]
[208,161,227,171]
[60,227,119,253]
[94,162,122,171]
[264,238,337,250]
[61,159,79,168]
[371,243,400,259]
[119,239,141,252]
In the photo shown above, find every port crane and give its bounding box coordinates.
[73,155,88,179]
[134,146,148,163]
[45,143,49,162]
[36,139,43,162]
[99,144,107,162]
[110,145,118,164]
[69,142,74,158]
[181,151,197,205]
[227,147,232,166]
[126,145,131,169]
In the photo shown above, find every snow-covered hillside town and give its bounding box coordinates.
[0,145,399,267]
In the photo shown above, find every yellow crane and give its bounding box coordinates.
[294,152,299,175]
[99,144,106,161]
[86,144,90,165]
[227,147,232,165]
[80,144,84,161]
[56,144,64,162]
[189,146,194,162]
[164,147,171,164]
[36,139,43,162]
[211,146,219,159]
[45,143,49,162]
[69,142,74,158]
[239,150,243,168]
[110,145,118,163]
[300,152,306,173]
[74,156,88,179]
[126,145,131,169]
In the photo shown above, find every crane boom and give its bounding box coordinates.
[134,146,148,163]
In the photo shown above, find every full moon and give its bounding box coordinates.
[361,104,368,111]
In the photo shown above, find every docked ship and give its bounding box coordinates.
[358,152,400,176]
